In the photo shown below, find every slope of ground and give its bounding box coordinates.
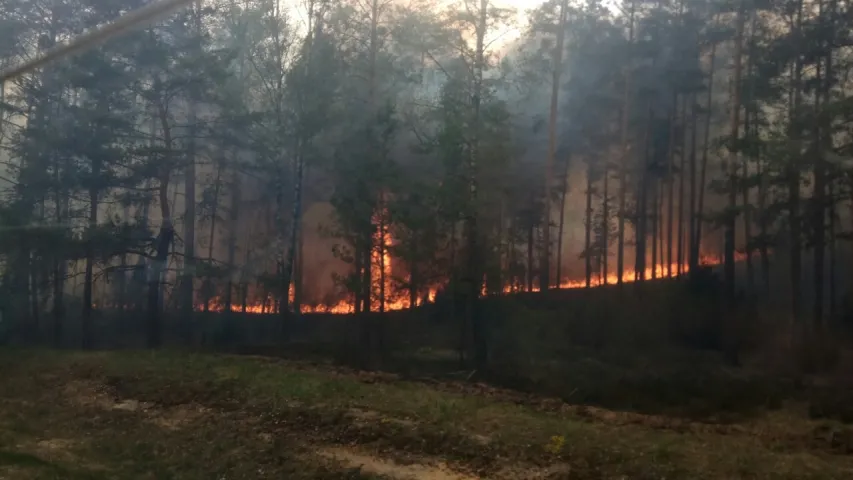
[1,349,852,479]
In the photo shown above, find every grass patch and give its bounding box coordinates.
[1,349,853,479]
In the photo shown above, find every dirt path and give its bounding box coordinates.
[319,447,479,480]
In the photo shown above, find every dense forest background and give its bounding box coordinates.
[1,0,852,375]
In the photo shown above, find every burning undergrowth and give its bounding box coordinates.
[197,253,738,316]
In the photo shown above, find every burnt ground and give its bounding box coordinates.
[1,350,853,479]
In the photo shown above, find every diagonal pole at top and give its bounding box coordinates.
[0,0,196,83]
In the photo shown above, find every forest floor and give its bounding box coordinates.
[2,350,853,479]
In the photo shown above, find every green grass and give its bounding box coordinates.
[1,349,852,479]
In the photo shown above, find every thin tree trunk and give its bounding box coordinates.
[240,243,250,313]
[617,2,635,286]
[180,123,196,334]
[789,0,804,328]
[527,215,535,292]
[723,0,746,306]
[362,240,371,313]
[584,162,593,288]
[635,109,653,282]
[52,131,68,348]
[688,92,699,272]
[29,253,39,333]
[828,180,836,318]
[693,39,718,269]
[813,0,834,330]
[758,156,770,290]
[354,244,363,315]
[149,103,174,349]
[179,2,201,343]
[379,193,386,313]
[742,7,758,291]
[82,157,99,350]
[225,175,240,312]
[556,154,570,287]
[660,181,666,276]
[118,202,129,311]
[81,95,105,351]
[464,0,489,369]
[826,0,838,321]
[281,9,318,339]
[651,178,659,280]
[203,163,223,312]
[666,101,676,277]
[602,162,609,284]
[742,153,754,290]
[52,256,64,347]
[741,109,754,291]
[294,204,305,316]
[677,96,686,276]
[542,0,568,291]
[409,232,418,309]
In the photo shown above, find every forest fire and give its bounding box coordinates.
[199,246,738,316]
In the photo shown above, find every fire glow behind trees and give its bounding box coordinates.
[0,0,847,350]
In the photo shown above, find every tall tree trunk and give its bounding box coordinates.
[149,103,174,349]
[29,252,39,334]
[180,115,196,340]
[828,180,836,318]
[742,8,758,291]
[556,154,570,287]
[742,154,754,290]
[651,178,659,280]
[635,108,653,282]
[282,6,320,340]
[357,0,381,367]
[82,157,100,350]
[584,162,593,288]
[542,0,568,291]
[52,255,64,348]
[677,96,687,276]
[602,162,609,284]
[723,0,746,306]
[788,0,804,328]
[240,242,250,313]
[52,131,68,348]
[203,163,222,312]
[118,202,130,311]
[179,1,202,343]
[409,234,418,309]
[294,205,305,316]
[617,0,635,287]
[826,0,838,320]
[527,218,535,292]
[82,100,105,349]
[758,157,770,290]
[666,101,676,278]
[659,181,665,275]
[362,240,371,313]
[742,110,754,291]
[464,0,489,368]
[354,244,364,315]
[812,0,834,330]
[693,40,717,269]
[225,175,240,312]
[379,193,386,312]
[688,92,699,272]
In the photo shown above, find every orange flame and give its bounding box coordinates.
[198,250,743,315]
